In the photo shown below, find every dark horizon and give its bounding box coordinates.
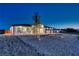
[0,3,79,30]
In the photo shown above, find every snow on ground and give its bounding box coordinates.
[0,33,79,56]
[0,35,44,56]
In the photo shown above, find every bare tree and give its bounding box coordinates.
[32,12,42,40]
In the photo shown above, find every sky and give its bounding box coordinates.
[0,3,79,29]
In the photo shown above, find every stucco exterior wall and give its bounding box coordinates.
[10,26,33,35]
[10,25,54,35]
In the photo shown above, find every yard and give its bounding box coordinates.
[0,33,79,56]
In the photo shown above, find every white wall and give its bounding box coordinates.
[10,25,54,35]
[10,26,33,35]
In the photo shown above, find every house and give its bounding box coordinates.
[9,24,53,35]
[5,30,12,35]
[53,28,61,33]
[44,26,54,34]
[4,13,54,35]
[10,24,45,35]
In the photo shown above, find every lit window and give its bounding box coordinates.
[23,27,26,32]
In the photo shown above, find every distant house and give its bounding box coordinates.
[53,28,61,33]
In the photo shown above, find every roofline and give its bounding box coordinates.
[11,24,32,26]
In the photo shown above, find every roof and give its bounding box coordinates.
[12,24,32,26]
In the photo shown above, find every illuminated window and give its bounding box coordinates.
[22,27,26,32]
[40,28,44,33]
[17,26,22,33]
[26,27,31,33]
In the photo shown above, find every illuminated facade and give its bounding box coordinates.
[5,13,54,35]
[10,24,53,35]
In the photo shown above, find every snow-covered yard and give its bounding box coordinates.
[0,33,79,56]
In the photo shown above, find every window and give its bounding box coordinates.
[22,27,26,32]
[26,27,31,33]
[17,26,22,33]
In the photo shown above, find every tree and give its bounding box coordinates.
[33,12,41,25]
[66,28,77,33]
[61,28,77,33]
[32,12,42,40]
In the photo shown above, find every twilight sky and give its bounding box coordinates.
[0,3,79,29]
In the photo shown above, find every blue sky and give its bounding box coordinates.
[0,3,79,29]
